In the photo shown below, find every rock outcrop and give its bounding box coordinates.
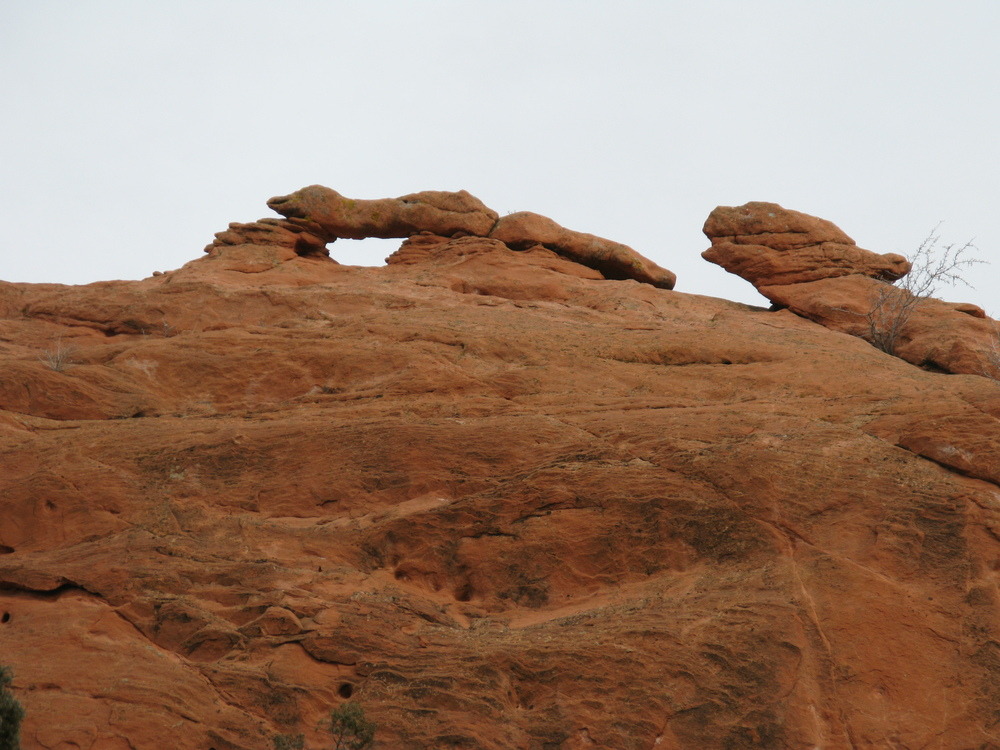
[702,201,911,286]
[703,201,1000,377]
[258,185,677,289]
[490,211,676,288]
[2,199,1000,748]
[205,217,330,258]
[267,185,500,240]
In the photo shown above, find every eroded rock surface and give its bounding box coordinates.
[2,211,1000,748]
[704,201,1000,377]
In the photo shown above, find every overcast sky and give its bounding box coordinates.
[2,1,997,314]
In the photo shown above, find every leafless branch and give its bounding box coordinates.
[865,224,982,355]
[39,340,76,372]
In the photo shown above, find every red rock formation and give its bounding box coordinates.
[702,201,911,286]
[2,204,1000,748]
[266,185,676,289]
[490,211,677,289]
[704,201,1000,377]
[267,185,500,240]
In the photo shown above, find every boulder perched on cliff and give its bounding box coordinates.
[702,201,911,286]
[703,201,999,377]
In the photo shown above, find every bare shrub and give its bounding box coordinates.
[39,340,76,371]
[866,224,982,355]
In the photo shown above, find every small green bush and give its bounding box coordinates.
[328,702,375,750]
[271,701,376,750]
[0,666,24,750]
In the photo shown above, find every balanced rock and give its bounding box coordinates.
[702,202,910,287]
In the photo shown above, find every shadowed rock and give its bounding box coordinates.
[491,211,676,289]
[204,218,330,257]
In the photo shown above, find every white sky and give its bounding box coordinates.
[2,1,998,314]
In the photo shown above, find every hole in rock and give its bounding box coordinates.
[329,237,403,267]
[338,682,354,699]
[0,545,13,554]
[454,583,474,602]
[1,612,10,624]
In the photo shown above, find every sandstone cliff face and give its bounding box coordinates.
[2,196,1000,749]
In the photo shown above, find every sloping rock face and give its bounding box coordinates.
[703,201,1000,377]
[2,216,1000,749]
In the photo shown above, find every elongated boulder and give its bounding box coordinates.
[267,185,500,240]
[760,275,999,377]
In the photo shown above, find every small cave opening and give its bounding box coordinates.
[1,612,10,624]
[338,682,354,699]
